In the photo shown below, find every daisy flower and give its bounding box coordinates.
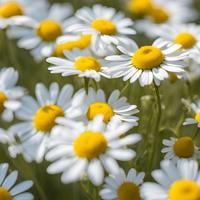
[11,82,85,163]
[100,168,145,200]
[0,163,33,200]
[53,34,92,57]
[81,87,139,125]
[105,38,188,87]
[0,67,25,122]
[133,0,197,38]
[66,4,136,51]
[46,115,141,186]
[47,48,109,82]
[162,136,199,162]
[0,0,47,29]
[157,24,200,60]
[141,159,200,200]
[183,100,200,128]
[8,3,74,61]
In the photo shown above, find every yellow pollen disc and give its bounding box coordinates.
[37,19,62,41]
[0,92,7,113]
[174,32,197,49]
[127,0,153,17]
[132,46,164,69]
[0,2,23,18]
[74,56,101,72]
[53,35,91,57]
[195,113,200,123]
[33,105,64,132]
[169,180,200,200]
[91,19,117,35]
[0,187,12,200]
[173,137,194,158]
[74,131,107,159]
[87,102,114,123]
[149,6,169,24]
[117,182,140,200]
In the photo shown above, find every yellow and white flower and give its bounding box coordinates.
[81,87,139,125]
[0,0,47,28]
[183,100,200,128]
[142,159,200,200]
[162,137,199,162]
[133,0,197,38]
[100,168,145,200]
[105,38,188,87]
[8,3,74,61]
[0,67,25,122]
[11,82,85,163]
[46,115,141,186]
[66,4,136,52]
[47,49,109,82]
[53,34,92,57]
[0,163,33,200]
[157,24,200,60]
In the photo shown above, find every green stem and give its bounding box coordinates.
[149,82,162,170]
[84,78,90,94]
[120,82,130,96]
[80,181,94,200]
[186,80,193,101]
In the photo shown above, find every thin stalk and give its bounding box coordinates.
[120,82,130,96]
[149,82,162,170]
[84,78,90,94]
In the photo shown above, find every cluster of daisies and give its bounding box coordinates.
[1,0,200,199]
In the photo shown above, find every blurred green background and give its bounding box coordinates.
[0,0,200,199]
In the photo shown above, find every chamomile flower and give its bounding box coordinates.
[82,87,139,125]
[0,0,47,29]
[162,137,199,162]
[133,0,197,38]
[53,34,92,57]
[47,48,109,82]
[46,115,141,186]
[8,3,74,61]
[11,82,85,163]
[105,38,188,87]
[183,100,200,128]
[142,159,200,200]
[157,24,200,59]
[100,168,145,200]
[0,67,25,122]
[66,4,136,51]
[0,163,33,200]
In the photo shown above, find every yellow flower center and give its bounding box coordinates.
[169,180,200,200]
[0,187,12,200]
[169,72,178,84]
[132,46,164,69]
[173,137,194,158]
[53,35,91,57]
[0,2,23,18]
[87,102,114,123]
[74,56,101,72]
[149,6,169,24]
[174,32,197,49]
[195,113,200,123]
[33,105,64,132]
[117,182,140,200]
[74,131,107,159]
[37,19,62,41]
[127,0,153,17]
[0,92,7,113]
[91,19,117,35]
